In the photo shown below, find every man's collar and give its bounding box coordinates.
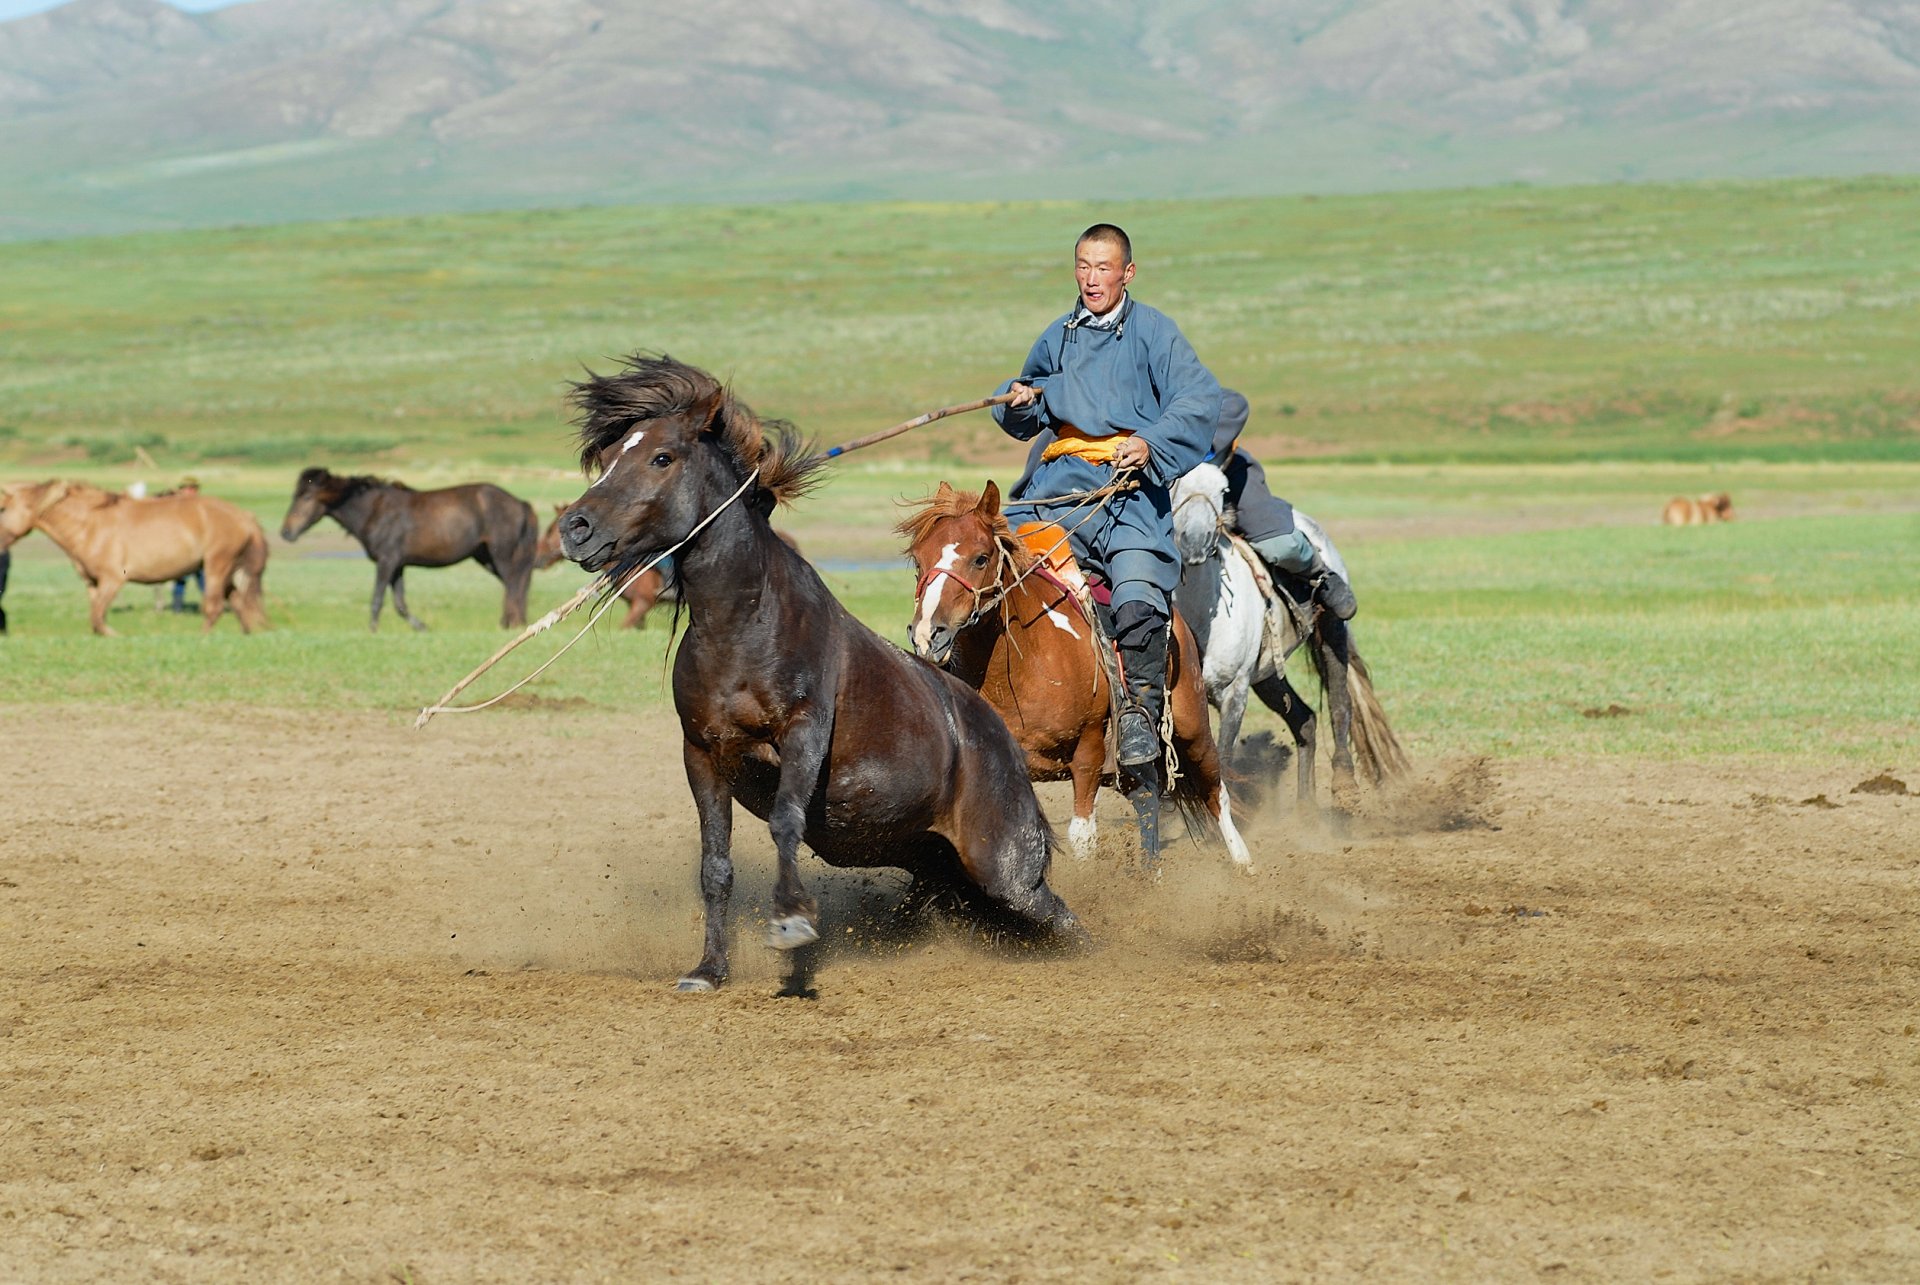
[1070,292,1129,329]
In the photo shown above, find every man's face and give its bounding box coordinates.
[1074,237,1134,315]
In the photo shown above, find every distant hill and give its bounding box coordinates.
[3,0,1918,239]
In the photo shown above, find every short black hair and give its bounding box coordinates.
[1076,223,1132,265]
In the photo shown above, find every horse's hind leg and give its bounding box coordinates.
[1255,673,1316,809]
[1316,621,1359,807]
[500,549,533,630]
[974,819,1085,948]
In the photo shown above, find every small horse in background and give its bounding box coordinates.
[898,481,1247,867]
[1663,492,1735,525]
[555,354,1080,992]
[535,503,666,629]
[1171,463,1407,808]
[281,468,538,631]
[0,480,270,636]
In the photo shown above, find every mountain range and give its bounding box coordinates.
[3,0,1917,239]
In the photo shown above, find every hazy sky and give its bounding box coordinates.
[0,0,251,20]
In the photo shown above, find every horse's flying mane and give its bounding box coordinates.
[567,353,826,508]
[894,486,1036,575]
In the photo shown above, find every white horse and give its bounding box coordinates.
[1170,463,1407,808]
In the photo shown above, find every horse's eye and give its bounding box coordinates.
[972,553,989,568]
[651,452,673,468]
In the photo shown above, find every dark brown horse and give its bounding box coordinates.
[898,482,1247,867]
[555,354,1081,992]
[535,503,666,629]
[280,468,538,631]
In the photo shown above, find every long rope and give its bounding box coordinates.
[413,468,760,728]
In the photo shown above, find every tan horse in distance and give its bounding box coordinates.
[0,480,270,636]
[1663,492,1735,525]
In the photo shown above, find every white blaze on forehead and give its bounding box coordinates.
[588,429,649,489]
[911,542,962,652]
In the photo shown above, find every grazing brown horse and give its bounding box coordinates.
[1663,492,1735,525]
[898,481,1247,867]
[535,503,666,629]
[555,354,1081,992]
[0,480,270,636]
[281,468,538,631]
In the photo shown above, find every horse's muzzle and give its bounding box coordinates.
[910,624,954,666]
[558,507,615,571]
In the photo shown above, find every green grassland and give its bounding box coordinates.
[1,179,1916,762]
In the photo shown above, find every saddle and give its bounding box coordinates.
[1222,532,1315,660]
[1015,518,1126,704]
[1014,521,1101,617]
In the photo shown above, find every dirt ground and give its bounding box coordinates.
[2,704,1916,1282]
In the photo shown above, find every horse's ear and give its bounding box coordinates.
[976,480,1001,518]
[934,481,955,504]
[693,386,728,436]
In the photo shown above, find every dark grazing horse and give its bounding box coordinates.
[280,468,538,631]
[556,354,1081,992]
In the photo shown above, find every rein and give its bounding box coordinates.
[414,467,760,728]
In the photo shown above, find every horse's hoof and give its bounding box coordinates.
[673,976,716,993]
[765,915,820,951]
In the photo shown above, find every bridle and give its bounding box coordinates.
[1172,487,1226,567]
[914,541,1001,636]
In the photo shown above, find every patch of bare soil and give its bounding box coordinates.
[2,706,1916,1281]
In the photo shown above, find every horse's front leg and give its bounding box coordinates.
[388,567,427,632]
[87,575,125,637]
[765,711,831,951]
[1255,673,1316,808]
[368,562,394,632]
[1216,671,1251,775]
[677,740,735,992]
[1066,723,1105,860]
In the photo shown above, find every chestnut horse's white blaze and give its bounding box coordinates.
[911,542,961,653]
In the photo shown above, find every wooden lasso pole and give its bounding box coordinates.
[823,392,1015,458]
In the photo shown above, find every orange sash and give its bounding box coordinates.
[1039,423,1132,465]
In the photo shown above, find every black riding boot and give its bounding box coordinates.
[1113,601,1170,868]
[1307,549,1357,621]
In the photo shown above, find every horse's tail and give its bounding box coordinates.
[232,520,271,625]
[1342,643,1409,784]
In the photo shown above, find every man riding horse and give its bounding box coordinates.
[994,223,1220,807]
[1204,388,1358,621]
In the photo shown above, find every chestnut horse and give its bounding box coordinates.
[898,482,1248,867]
[555,354,1080,992]
[0,480,269,636]
[1663,492,1735,525]
[535,503,666,629]
[281,468,538,631]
